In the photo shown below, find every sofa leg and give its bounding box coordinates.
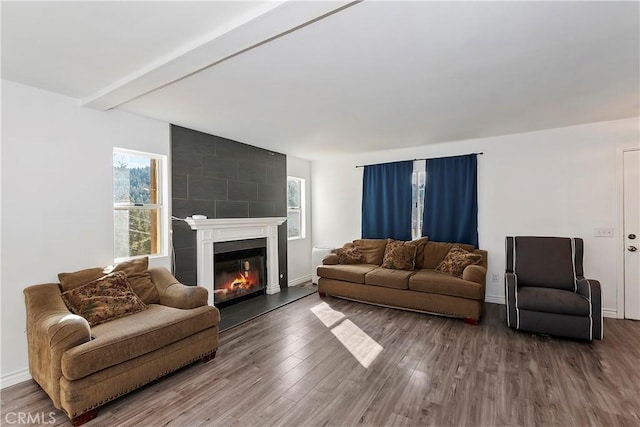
[463,317,479,325]
[71,409,98,426]
[202,351,216,363]
[318,292,327,298]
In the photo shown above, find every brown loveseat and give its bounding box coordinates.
[24,267,219,426]
[317,239,488,323]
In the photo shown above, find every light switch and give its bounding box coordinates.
[594,228,614,237]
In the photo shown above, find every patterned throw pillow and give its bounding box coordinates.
[381,240,418,270]
[435,245,483,278]
[334,247,366,264]
[58,257,159,304]
[61,272,148,327]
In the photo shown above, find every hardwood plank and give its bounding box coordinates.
[2,294,640,427]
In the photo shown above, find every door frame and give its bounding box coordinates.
[617,147,640,319]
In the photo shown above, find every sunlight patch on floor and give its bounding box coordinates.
[310,301,345,327]
[311,302,383,368]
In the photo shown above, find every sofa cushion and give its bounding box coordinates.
[61,272,148,327]
[364,268,413,289]
[409,269,484,300]
[435,246,483,278]
[421,241,476,269]
[58,257,160,304]
[381,240,417,270]
[61,304,219,381]
[516,287,590,316]
[334,247,366,264]
[352,239,388,265]
[317,264,379,284]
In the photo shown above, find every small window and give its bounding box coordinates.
[113,149,164,259]
[411,161,426,240]
[287,176,305,240]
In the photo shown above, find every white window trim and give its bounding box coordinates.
[113,147,169,262]
[412,160,426,240]
[287,176,306,240]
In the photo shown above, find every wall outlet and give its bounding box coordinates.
[492,273,500,282]
[595,227,614,237]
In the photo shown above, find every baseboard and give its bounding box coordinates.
[484,295,505,305]
[288,274,312,287]
[1,368,31,389]
[603,308,617,318]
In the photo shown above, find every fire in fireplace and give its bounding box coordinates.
[213,238,266,307]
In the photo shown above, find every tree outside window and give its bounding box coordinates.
[113,149,164,259]
[287,177,305,240]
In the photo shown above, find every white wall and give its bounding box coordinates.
[312,117,640,315]
[286,155,313,285]
[1,80,170,387]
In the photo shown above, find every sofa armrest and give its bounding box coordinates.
[148,267,208,309]
[24,284,91,408]
[462,265,486,285]
[577,278,603,339]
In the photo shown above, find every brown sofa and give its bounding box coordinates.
[23,267,219,426]
[317,239,488,323]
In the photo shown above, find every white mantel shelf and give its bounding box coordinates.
[185,217,286,306]
[185,217,286,231]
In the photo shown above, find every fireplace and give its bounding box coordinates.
[214,238,266,307]
[185,217,286,306]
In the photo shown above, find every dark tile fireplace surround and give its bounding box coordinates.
[171,125,288,294]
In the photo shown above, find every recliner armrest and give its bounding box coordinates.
[576,277,600,299]
[24,284,91,408]
[505,272,518,328]
[576,277,603,339]
[148,267,208,309]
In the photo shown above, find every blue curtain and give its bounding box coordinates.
[362,161,413,241]
[422,154,478,247]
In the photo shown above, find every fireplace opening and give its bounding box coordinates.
[214,238,266,307]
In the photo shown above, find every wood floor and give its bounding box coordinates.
[2,294,639,426]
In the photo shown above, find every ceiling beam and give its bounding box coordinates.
[81,0,360,111]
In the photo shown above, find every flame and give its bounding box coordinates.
[215,269,260,299]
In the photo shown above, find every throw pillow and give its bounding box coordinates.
[334,247,366,265]
[105,257,160,304]
[61,272,148,327]
[435,245,483,278]
[381,240,418,270]
[58,267,105,292]
[422,241,476,269]
[407,236,429,269]
[352,239,388,265]
[58,257,160,304]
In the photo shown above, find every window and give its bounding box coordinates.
[411,160,426,240]
[113,149,165,259]
[287,176,305,239]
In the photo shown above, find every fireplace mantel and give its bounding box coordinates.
[185,217,286,306]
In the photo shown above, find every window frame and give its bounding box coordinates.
[411,160,427,240]
[287,176,306,241]
[113,148,168,261]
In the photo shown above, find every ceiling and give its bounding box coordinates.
[2,1,639,160]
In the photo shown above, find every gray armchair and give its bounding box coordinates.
[505,236,602,340]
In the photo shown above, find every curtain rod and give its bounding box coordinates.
[354,152,484,168]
